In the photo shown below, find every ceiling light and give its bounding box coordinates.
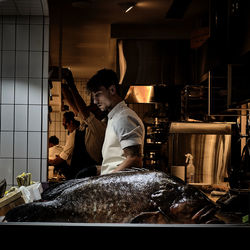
[125,4,135,13]
[118,2,137,14]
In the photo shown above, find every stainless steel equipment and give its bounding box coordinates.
[168,122,232,184]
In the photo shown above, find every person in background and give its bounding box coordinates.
[48,135,63,161]
[48,69,106,179]
[87,68,145,175]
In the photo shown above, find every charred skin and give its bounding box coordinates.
[4,170,223,223]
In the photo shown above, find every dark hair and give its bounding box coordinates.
[49,136,59,145]
[63,111,80,126]
[87,68,120,95]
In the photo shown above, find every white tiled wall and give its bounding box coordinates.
[0,15,49,186]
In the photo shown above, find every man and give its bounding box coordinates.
[48,70,106,179]
[87,68,145,175]
[48,112,93,179]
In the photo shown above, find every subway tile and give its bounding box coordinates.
[55,132,61,142]
[2,24,15,50]
[55,112,61,122]
[60,122,65,131]
[16,24,29,51]
[30,24,43,51]
[14,132,27,158]
[30,16,43,24]
[0,24,2,51]
[44,17,49,25]
[43,24,49,52]
[15,105,28,131]
[42,105,48,131]
[41,159,47,182]
[29,52,42,78]
[42,132,48,159]
[0,159,13,185]
[1,105,14,131]
[28,132,41,158]
[0,132,13,158]
[15,78,28,104]
[28,159,41,182]
[49,121,55,132]
[3,16,15,24]
[1,78,14,104]
[14,159,27,184]
[16,51,29,77]
[55,121,61,132]
[28,105,41,131]
[48,131,53,138]
[29,78,42,104]
[16,16,30,25]
[50,112,56,122]
[43,52,49,78]
[59,134,66,146]
[43,79,48,105]
[2,51,15,77]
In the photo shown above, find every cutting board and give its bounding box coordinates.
[0,190,25,216]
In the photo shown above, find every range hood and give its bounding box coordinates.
[119,39,191,87]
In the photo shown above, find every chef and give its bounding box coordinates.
[87,68,145,175]
[48,135,63,160]
[48,70,106,179]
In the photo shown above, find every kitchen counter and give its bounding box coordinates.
[0,222,249,247]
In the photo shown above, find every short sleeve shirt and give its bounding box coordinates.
[101,101,145,175]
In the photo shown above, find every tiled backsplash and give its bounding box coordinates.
[0,15,49,187]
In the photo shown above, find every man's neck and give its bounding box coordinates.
[108,96,123,112]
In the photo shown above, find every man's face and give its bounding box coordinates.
[92,86,113,112]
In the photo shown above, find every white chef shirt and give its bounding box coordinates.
[49,145,63,160]
[101,101,145,175]
[59,130,76,165]
[59,112,106,166]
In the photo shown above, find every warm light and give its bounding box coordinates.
[125,5,134,13]
[134,86,153,103]
[125,86,155,103]
[118,2,136,13]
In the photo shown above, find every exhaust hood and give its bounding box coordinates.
[118,39,191,87]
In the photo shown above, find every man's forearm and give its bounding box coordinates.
[112,155,143,173]
[112,144,143,172]
[65,75,90,120]
[48,156,65,166]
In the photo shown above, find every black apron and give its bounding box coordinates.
[62,128,97,179]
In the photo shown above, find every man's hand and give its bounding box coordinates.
[62,68,75,88]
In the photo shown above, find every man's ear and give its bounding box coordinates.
[109,85,116,95]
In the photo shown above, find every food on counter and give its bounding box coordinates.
[0,179,6,198]
[4,169,224,223]
[42,178,87,200]
[16,173,32,187]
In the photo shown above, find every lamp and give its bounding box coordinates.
[125,85,169,104]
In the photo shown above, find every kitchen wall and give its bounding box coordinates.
[0,15,49,187]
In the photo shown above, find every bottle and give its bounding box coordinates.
[185,153,195,183]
